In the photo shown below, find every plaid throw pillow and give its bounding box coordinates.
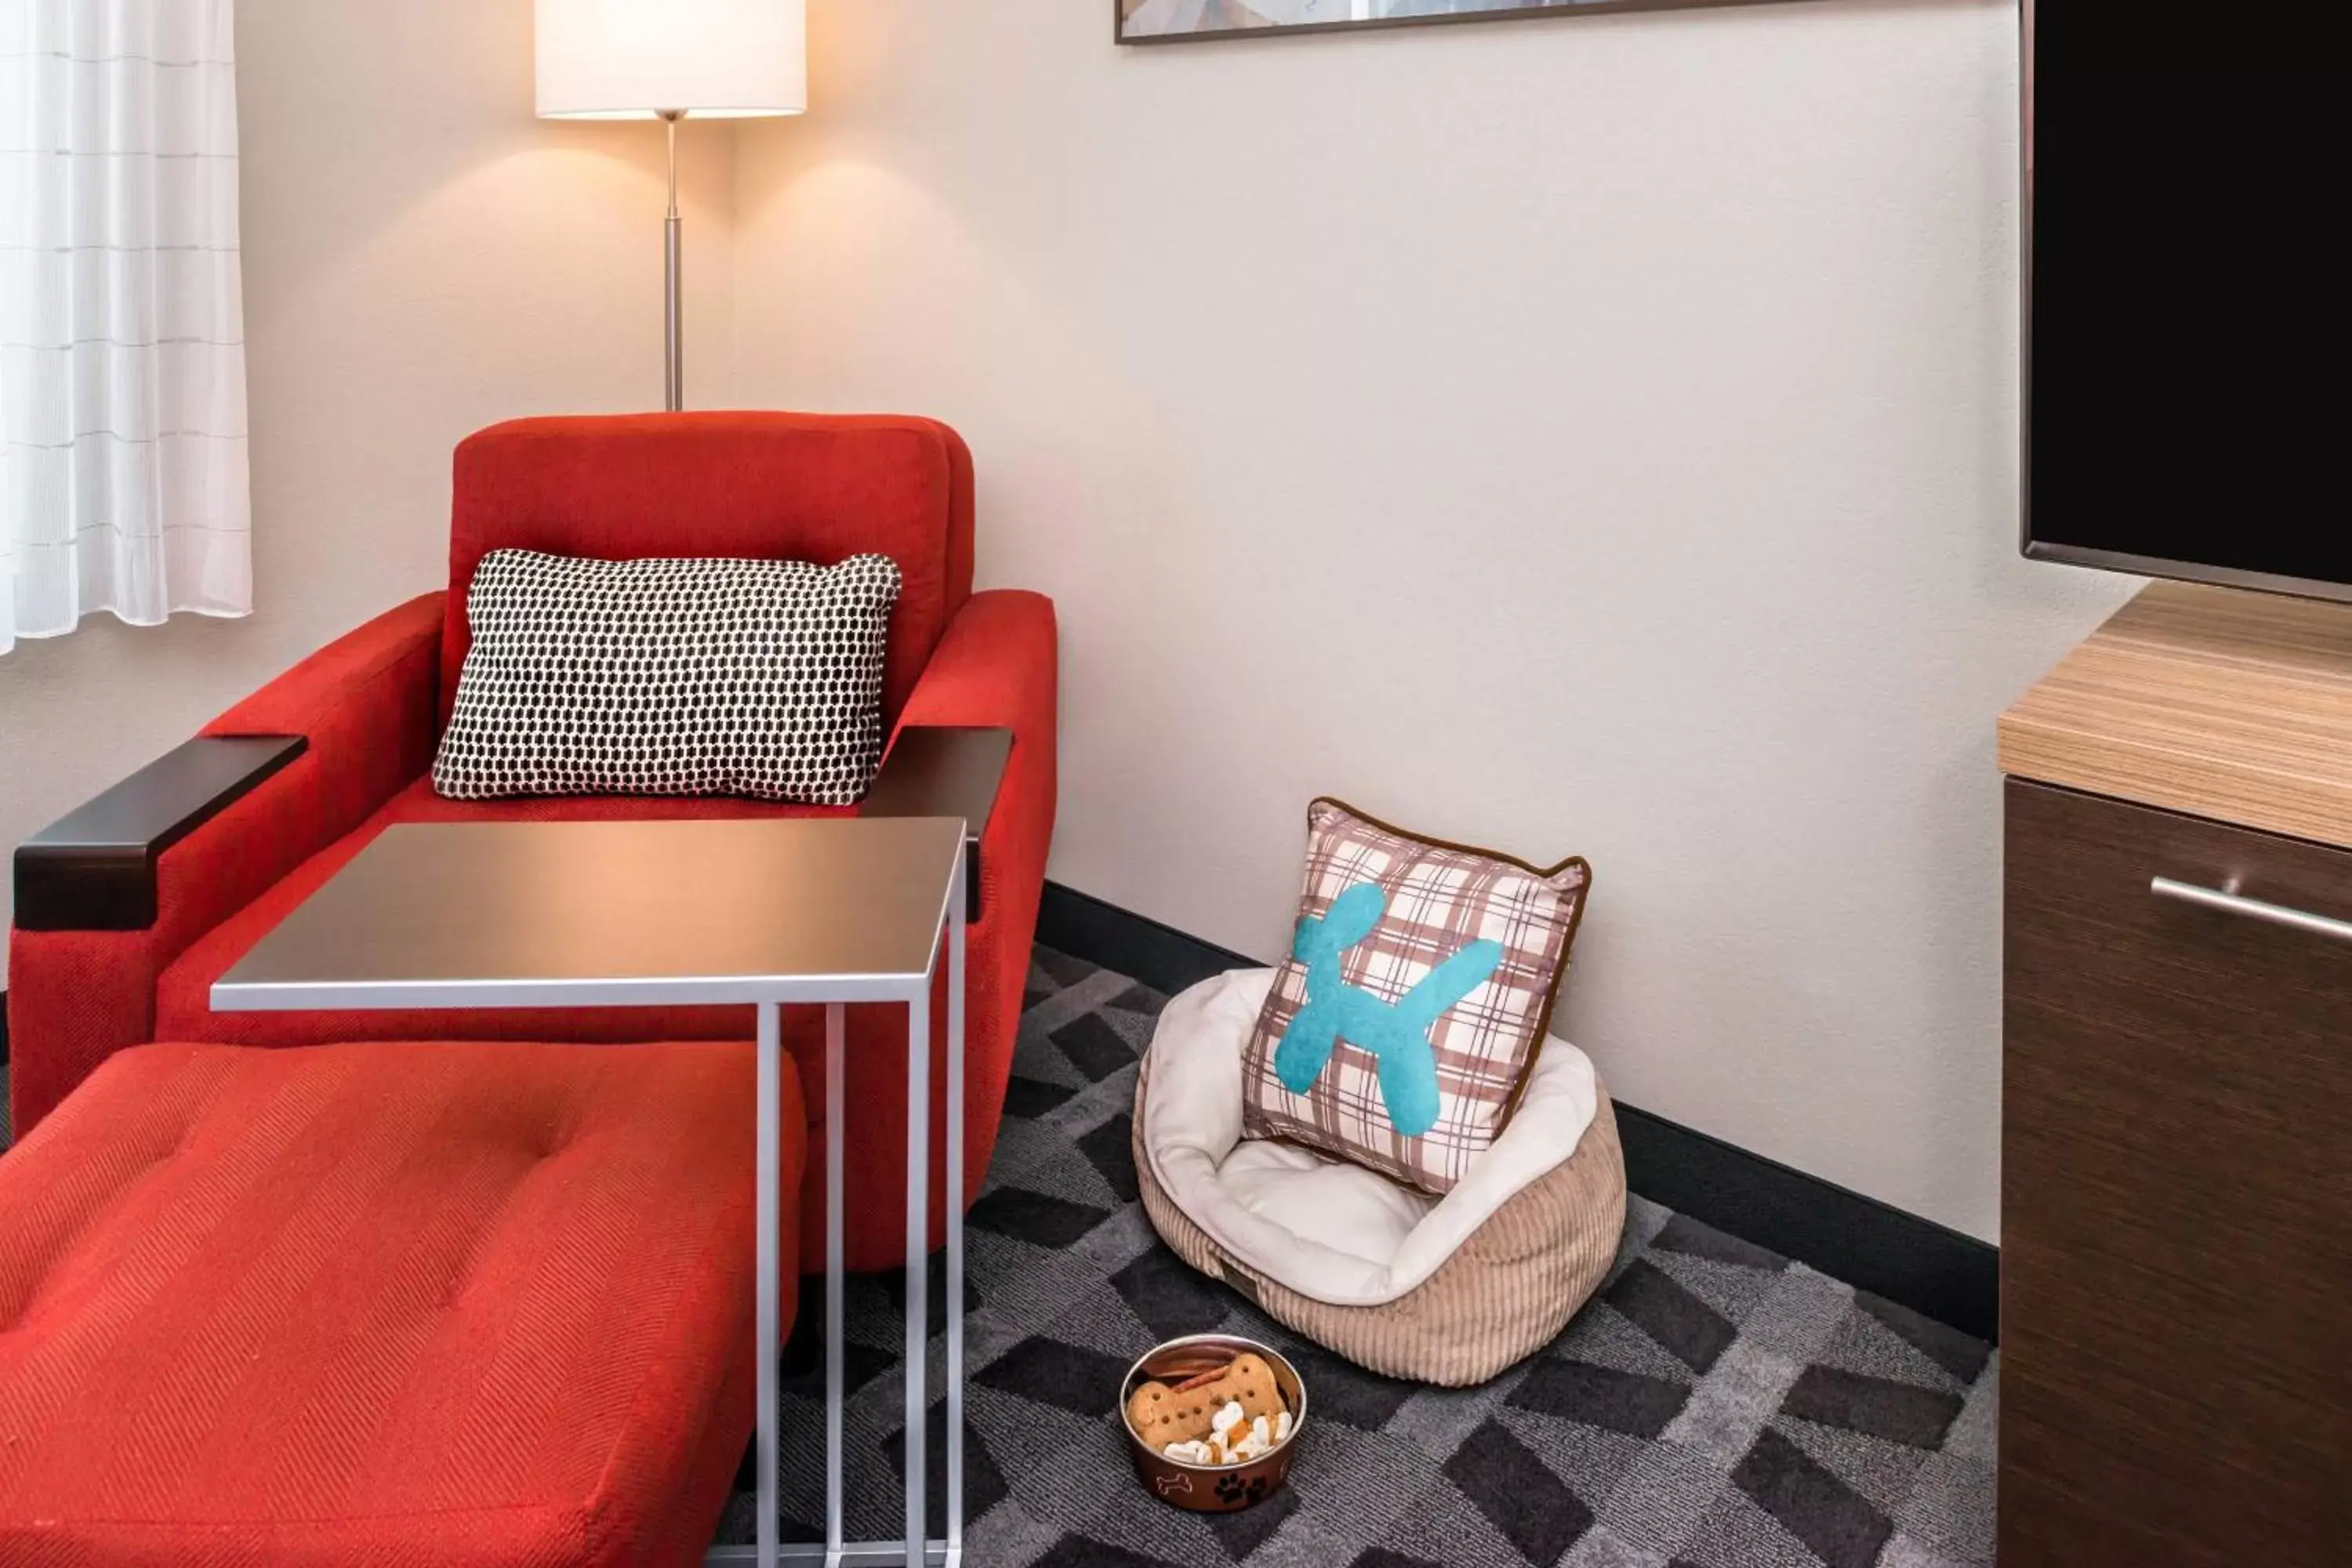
[1240,798,1591,1196]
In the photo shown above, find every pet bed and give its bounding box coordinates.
[1135,967,1627,1386]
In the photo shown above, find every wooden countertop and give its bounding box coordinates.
[2000,582,2352,851]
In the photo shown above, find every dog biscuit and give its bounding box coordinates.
[1126,1352,1288,1454]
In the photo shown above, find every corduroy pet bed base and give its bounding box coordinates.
[1135,1064,1627,1388]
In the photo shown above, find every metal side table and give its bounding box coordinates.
[213,815,971,1568]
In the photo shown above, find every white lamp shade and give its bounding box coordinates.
[536,0,806,119]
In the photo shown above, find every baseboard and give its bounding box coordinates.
[1035,880,2001,1343]
[1037,881,1261,998]
[1608,1103,1997,1342]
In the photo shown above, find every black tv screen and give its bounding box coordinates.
[2025,3,2349,601]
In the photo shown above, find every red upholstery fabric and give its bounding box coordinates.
[4,930,154,1152]
[443,414,975,735]
[142,590,1058,1272]
[0,1039,791,1568]
[7,415,1048,1277]
[6,594,445,1138]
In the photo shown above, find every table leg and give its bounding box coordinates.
[825,1002,847,1566]
[757,1001,783,1568]
[946,858,966,1566]
[903,989,930,1566]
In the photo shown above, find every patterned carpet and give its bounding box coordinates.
[715,949,2000,1567]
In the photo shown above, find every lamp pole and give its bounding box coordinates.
[536,2,804,414]
[660,109,684,412]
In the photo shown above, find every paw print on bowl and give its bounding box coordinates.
[1120,1334,1307,1514]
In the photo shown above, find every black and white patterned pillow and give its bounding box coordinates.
[432,550,903,806]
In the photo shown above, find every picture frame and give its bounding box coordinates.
[1116,0,1814,46]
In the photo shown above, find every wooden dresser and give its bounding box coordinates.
[1998,583,2352,1566]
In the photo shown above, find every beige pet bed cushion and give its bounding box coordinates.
[1136,969,1627,1387]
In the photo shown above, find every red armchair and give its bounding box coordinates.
[7,412,1058,1274]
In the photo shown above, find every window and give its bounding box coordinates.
[1,0,249,655]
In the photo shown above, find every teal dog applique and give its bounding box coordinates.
[1272,880,1504,1138]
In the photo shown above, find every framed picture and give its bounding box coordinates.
[1116,0,1803,45]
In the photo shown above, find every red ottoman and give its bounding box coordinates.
[0,1040,796,1568]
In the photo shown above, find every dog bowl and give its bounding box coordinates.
[1119,1334,1307,1512]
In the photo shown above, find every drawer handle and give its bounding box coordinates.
[2150,877,2352,945]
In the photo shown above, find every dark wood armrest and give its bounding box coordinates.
[14,735,307,932]
[858,726,1011,923]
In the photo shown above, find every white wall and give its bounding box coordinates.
[1,0,2129,1242]
[0,0,736,950]
[731,0,2132,1240]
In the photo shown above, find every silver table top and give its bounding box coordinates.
[212,815,968,1011]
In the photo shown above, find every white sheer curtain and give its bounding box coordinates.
[0,0,250,656]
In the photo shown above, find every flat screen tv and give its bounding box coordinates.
[2024,2,2347,602]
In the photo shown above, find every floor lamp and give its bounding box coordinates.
[535,0,807,412]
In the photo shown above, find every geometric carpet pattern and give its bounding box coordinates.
[715,949,2000,1566]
